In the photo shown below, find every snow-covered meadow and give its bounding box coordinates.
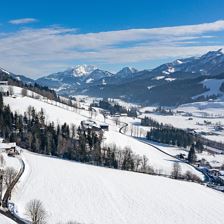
[11,150,224,224]
[0,214,17,224]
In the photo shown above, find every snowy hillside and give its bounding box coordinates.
[3,93,203,177]
[193,79,224,99]
[11,150,224,224]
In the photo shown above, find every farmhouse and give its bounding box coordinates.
[0,142,19,156]
[81,120,109,131]
[208,169,224,177]
[0,81,8,85]
[99,123,109,131]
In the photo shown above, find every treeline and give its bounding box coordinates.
[153,106,173,115]
[0,71,58,101]
[0,71,79,109]
[141,116,203,151]
[91,99,137,117]
[0,93,152,174]
[141,116,161,128]
[147,127,194,148]
[147,127,203,151]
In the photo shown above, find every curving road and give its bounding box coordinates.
[1,156,26,224]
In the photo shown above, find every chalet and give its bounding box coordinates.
[208,169,224,177]
[81,120,97,130]
[215,125,224,131]
[0,142,19,156]
[205,146,223,155]
[81,120,109,132]
[0,81,8,85]
[176,153,186,160]
[99,123,109,131]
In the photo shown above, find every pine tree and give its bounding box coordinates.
[0,93,3,111]
[188,144,197,163]
[195,140,204,153]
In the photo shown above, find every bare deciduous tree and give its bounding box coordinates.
[8,86,14,96]
[4,167,17,188]
[100,110,107,123]
[25,199,47,224]
[171,162,182,179]
[113,116,120,126]
[21,88,28,97]
[0,154,5,167]
[184,171,202,183]
[141,155,148,172]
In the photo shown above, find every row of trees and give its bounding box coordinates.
[0,71,58,101]
[91,99,138,117]
[171,162,201,182]
[141,116,161,128]
[143,116,204,151]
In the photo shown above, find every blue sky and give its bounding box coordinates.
[1,0,224,78]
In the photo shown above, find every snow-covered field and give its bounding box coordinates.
[11,150,224,224]
[0,214,17,224]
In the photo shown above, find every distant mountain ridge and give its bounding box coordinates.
[1,49,224,106]
[0,67,34,85]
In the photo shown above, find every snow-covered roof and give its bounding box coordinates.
[0,142,16,149]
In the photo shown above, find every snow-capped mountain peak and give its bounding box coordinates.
[70,65,97,77]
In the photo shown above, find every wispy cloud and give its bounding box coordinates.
[1,20,224,77]
[9,18,38,25]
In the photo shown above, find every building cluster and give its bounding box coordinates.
[81,120,109,132]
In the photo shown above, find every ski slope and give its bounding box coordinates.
[4,95,203,177]
[11,150,224,224]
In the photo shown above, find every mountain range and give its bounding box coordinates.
[1,49,224,106]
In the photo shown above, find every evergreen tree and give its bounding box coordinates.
[195,140,204,153]
[188,144,197,164]
[0,93,3,111]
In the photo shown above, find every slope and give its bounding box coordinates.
[12,150,224,224]
[3,92,203,177]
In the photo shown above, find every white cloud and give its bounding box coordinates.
[1,20,224,77]
[9,18,38,25]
